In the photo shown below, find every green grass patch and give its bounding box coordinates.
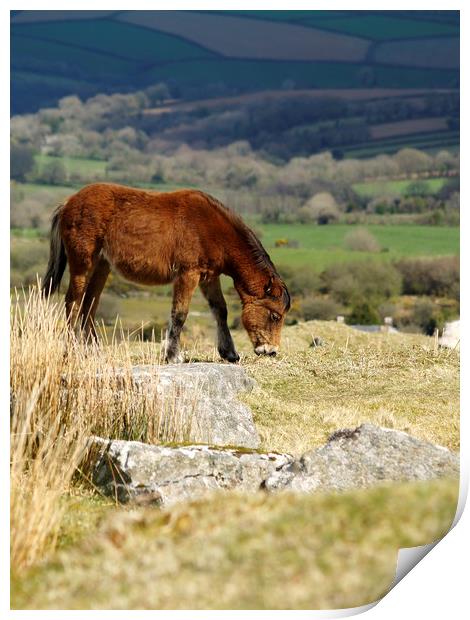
[353,177,449,198]
[260,223,459,266]
[11,477,458,609]
[10,227,43,238]
[34,154,108,177]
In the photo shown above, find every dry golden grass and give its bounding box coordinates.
[233,320,460,455]
[10,287,196,573]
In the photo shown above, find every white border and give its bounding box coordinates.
[4,2,466,617]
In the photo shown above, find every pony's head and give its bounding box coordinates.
[241,275,290,356]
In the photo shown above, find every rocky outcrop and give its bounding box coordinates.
[86,424,459,506]
[88,437,292,506]
[106,363,260,449]
[264,424,459,492]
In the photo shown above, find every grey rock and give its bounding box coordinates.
[85,424,459,507]
[105,363,260,449]
[264,424,459,493]
[87,436,293,506]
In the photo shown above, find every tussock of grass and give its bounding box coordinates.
[10,287,197,573]
[11,478,458,610]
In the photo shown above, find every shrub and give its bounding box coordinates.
[404,180,432,197]
[348,300,381,325]
[410,299,443,335]
[393,298,447,336]
[344,228,381,252]
[300,296,342,321]
[367,195,398,215]
[277,264,321,297]
[395,256,459,299]
[37,160,68,185]
[321,261,402,306]
[11,143,35,181]
[299,192,341,225]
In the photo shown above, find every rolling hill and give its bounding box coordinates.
[11,10,459,114]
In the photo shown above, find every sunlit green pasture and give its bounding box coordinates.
[353,177,448,198]
[260,223,459,270]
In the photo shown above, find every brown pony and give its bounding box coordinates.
[43,183,290,362]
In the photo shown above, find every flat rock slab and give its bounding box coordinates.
[265,424,459,493]
[108,363,260,449]
[88,437,293,506]
[86,424,459,506]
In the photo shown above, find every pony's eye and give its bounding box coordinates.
[271,312,281,322]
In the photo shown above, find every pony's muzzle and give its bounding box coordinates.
[255,344,279,356]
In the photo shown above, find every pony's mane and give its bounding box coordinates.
[200,192,291,310]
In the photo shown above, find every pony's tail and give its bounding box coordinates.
[42,204,67,296]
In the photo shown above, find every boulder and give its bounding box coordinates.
[106,363,260,449]
[88,436,293,506]
[264,424,459,493]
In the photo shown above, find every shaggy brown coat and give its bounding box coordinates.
[43,183,290,362]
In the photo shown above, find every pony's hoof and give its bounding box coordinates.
[220,350,240,363]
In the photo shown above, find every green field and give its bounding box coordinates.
[353,177,448,198]
[14,19,217,63]
[34,154,108,177]
[260,224,459,269]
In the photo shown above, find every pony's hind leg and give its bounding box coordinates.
[65,252,98,337]
[164,270,200,363]
[200,277,239,363]
[80,256,111,341]
[65,271,89,336]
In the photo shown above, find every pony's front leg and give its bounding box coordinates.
[200,277,239,363]
[164,270,200,363]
